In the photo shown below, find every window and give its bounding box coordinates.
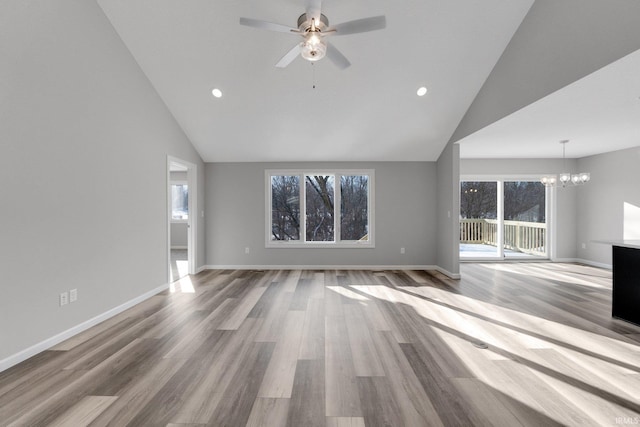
[267,170,374,248]
[171,183,188,221]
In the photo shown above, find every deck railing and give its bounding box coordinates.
[460,219,546,256]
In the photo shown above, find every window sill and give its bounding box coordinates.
[266,242,375,249]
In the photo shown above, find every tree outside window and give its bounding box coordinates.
[268,170,373,247]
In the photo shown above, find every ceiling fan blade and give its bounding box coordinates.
[328,15,386,36]
[276,43,302,68]
[239,17,298,33]
[326,43,351,70]
[305,0,322,23]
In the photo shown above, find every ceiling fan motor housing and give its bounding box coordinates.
[297,13,329,32]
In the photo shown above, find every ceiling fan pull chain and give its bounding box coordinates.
[312,62,316,89]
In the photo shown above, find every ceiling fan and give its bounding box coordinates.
[239,0,386,69]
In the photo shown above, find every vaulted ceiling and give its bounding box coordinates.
[97,0,640,162]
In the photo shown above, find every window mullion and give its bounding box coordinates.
[334,174,341,243]
[300,173,307,243]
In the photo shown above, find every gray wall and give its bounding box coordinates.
[460,158,578,260]
[171,223,189,248]
[576,146,640,265]
[1,1,205,363]
[436,142,460,276]
[451,0,640,143]
[206,162,437,267]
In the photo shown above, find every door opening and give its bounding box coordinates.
[168,157,197,282]
[460,178,549,260]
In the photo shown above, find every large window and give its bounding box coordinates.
[267,170,374,247]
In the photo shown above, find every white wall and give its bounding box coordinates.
[460,158,578,260]
[205,162,437,267]
[576,146,640,265]
[0,1,205,365]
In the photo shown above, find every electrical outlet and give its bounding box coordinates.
[60,292,69,306]
[245,247,250,254]
[581,243,587,249]
[400,247,405,254]
[70,289,78,303]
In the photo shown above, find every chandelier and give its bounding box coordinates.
[541,140,590,187]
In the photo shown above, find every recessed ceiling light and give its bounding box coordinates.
[417,86,428,97]
[211,88,222,98]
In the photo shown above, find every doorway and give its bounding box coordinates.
[460,178,549,260]
[168,157,197,282]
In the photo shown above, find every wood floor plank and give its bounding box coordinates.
[356,376,404,427]
[450,378,525,427]
[254,291,294,343]
[48,396,118,427]
[0,368,85,425]
[371,331,444,426]
[246,398,290,427]
[217,286,268,330]
[88,356,189,427]
[258,310,306,398]
[298,297,325,360]
[492,359,597,425]
[343,304,385,377]
[400,342,481,426]
[287,359,325,427]
[7,338,161,427]
[325,417,365,427]
[168,320,264,425]
[325,312,362,417]
[1,264,638,426]
[207,341,275,427]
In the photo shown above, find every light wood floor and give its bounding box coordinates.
[2,264,640,426]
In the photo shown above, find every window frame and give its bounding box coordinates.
[265,169,375,248]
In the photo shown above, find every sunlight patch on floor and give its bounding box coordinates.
[170,275,195,294]
[478,262,611,289]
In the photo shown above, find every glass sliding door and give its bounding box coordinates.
[503,181,547,258]
[460,179,549,260]
[460,181,499,258]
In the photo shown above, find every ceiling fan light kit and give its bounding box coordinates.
[239,1,386,69]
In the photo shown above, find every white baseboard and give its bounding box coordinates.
[204,264,434,270]
[0,282,169,373]
[201,264,461,279]
[433,266,461,279]
[171,246,188,250]
[553,258,612,270]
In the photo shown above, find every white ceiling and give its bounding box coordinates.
[97,0,534,162]
[458,47,640,159]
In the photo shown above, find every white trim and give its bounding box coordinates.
[266,169,375,248]
[167,156,198,278]
[171,246,188,250]
[202,265,460,279]
[553,258,612,270]
[0,283,169,373]
[204,264,436,271]
[433,266,462,279]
